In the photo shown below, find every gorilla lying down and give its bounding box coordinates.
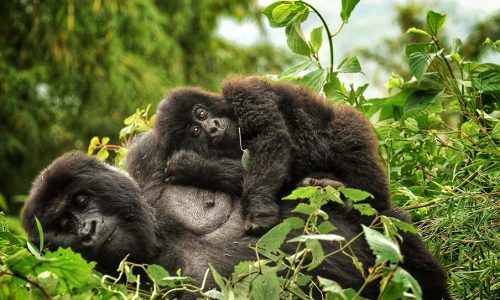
[22,151,449,299]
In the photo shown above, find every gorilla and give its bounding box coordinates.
[21,147,450,298]
[126,132,450,299]
[155,77,391,231]
[21,152,159,275]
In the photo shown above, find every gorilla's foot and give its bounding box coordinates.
[299,177,345,189]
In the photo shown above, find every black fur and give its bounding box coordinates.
[21,152,158,275]
[127,132,450,300]
[155,77,391,230]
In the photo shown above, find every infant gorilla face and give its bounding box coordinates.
[159,185,233,235]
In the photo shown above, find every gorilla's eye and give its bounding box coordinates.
[195,108,207,120]
[74,193,89,209]
[58,218,70,231]
[191,125,201,137]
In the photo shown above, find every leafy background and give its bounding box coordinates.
[1,0,499,299]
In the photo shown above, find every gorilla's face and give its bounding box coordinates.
[155,87,241,159]
[22,152,158,274]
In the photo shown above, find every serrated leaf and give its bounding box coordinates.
[339,188,372,202]
[209,264,227,292]
[241,148,252,171]
[380,267,423,300]
[286,21,311,56]
[284,217,305,230]
[318,276,345,294]
[469,63,500,93]
[353,204,378,216]
[280,60,313,78]
[147,264,171,286]
[306,239,325,270]
[204,289,224,300]
[340,0,360,23]
[283,186,319,200]
[483,37,500,53]
[262,1,307,28]
[271,3,293,25]
[318,221,337,234]
[426,10,447,37]
[408,51,435,81]
[383,217,418,234]
[362,226,402,264]
[257,222,291,254]
[300,69,326,92]
[336,56,362,73]
[251,272,281,300]
[406,27,431,38]
[310,26,323,54]
[292,203,316,216]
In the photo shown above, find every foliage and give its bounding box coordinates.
[0,0,291,207]
[1,0,499,299]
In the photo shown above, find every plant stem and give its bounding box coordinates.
[301,1,335,75]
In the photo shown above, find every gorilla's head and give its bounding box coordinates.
[22,152,158,274]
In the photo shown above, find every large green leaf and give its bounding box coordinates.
[286,21,311,56]
[251,272,281,300]
[339,188,372,202]
[469,63,500,93]
[262,1,307,28]
[257,222,291,254]
[300,69,326,92]
[408,51,435,81]
[426,10,447,37]
[340,0,360,23]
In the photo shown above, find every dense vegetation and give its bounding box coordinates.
[1,0,499,299]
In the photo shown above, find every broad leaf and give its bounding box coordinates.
[380,267,423,300]
[339,188,372,202]
[426,10,447,37]
[340,0,360,23]
[257,222,291,254]
[353,204,378,216]
[300,69,326,92]
[362,226,402,264]
[408,51,435,81]
[406,27,431,38]
[251,272,281,300]
[283,186,319,200]
[286,21,311,56]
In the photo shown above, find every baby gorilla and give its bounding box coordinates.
[156,77,391,231]
[21,152,159,275]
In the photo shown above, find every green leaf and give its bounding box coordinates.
[300,69,326,92]
[339,188,372,202]
[406,27,431,38]
[306,239,325,270]
[241,148,252,171]
[318,221,337,234]
[284,216,305,230]
[262,1,308,28]
[336,56,362,73]
[292,203,316,215]
[283,186,319,200]
[483,37,500,53]
[310,26,323,54]
[469,63,500,93]
[251,272,281,300]
[380,267,423,300]
[280,60,314,79]
[209,264,227,292]
[426,10,447,37]
[87,136,100,155]
[96,148,109,161]
[352,204,378,216]
[257,222,291,254]
[34,216,44,253]
[318,276,346,297]
[362,226,402,264]
[286,21,311,56]
[147,264,171,286]
[408,51,435,81]
[203,289,224,300]
[340,0,360,23]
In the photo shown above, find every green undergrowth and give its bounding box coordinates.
[1,0,499,299]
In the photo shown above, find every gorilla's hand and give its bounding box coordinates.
[165,150,203,185]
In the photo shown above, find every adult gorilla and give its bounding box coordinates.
[127,132,450,299]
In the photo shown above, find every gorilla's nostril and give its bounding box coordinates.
[204,198,216,208]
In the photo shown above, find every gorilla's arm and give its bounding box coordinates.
[222,78,292,231]
[165,150,244,196]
